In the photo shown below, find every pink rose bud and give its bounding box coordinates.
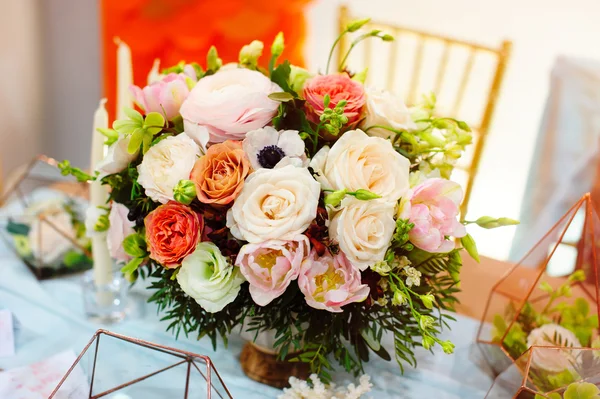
[130,73,191,120]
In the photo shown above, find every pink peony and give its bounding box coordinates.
[180,68,282,143]
[236,235,309,306]
[145,202,203,268]
[107,202,136,264]
[303,74,366,125]
[130,73,191,120]
[298,249,369,313]
[403,178,466,253]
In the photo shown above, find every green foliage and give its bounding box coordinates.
[270,60,296,96]
[206,46,222,73]
[269,32,285,73]
[6,220,29,236]
[319,95,349,137]
[57,160,94,182]
[460,234,480,262]
[557,298,599,346]
[564,382,600,399]
[465,216,520,229]
[113,108,165,154]
[97,127,119,146]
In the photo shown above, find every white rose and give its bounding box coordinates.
[177,242,245,313]
[361,87,417,139]
[107,202,136,264]
[96,135,140,179]
[526,324,581,372]
[137,134,201,204]
[329,197,396,271]
[309,129,410,203]
[28,209,76,265]
[226,165,320,243]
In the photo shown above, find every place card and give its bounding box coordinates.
[0,350,88,399]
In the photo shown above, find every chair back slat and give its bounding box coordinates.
[336,5,512,217]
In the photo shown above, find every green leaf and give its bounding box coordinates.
[6,220,30,236]
[461,233,480,262]
[142,132,153,154]
[575,297,590,316]
[97,127,119,146]
[128,129,144,154]
[121,257,144,275]
[123,233,147,258]
[360,328,381,351]
[123,107,144,123]
[270,60,295,95]
[113,119,140,134]
[268,92,294,102]
[144,112,165,131]
[564,382,600,399]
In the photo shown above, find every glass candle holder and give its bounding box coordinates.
[82,269,128,323]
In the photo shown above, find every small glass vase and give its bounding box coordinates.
[82,269,128,323]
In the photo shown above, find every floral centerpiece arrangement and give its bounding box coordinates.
[492,270,600,391]
[1,197,91,279]
[61,18,515,381]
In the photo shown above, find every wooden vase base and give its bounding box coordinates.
[240,342,310,389]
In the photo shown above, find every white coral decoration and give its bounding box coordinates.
[278,374,372,399]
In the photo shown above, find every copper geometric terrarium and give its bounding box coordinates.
[49,329,233,398]
[0,155,92,279]
[477,194,600,376]
[485,346,600,398]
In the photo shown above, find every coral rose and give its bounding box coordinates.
[303,74,365,125]
[190,140,251,205]
[298,249,369,312]
[145,202,203,268]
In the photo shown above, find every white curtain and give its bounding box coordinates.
[510,56,600,264]
[0,1,42,182]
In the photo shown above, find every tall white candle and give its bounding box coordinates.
[115,38,133,120]
[90,99,113,287]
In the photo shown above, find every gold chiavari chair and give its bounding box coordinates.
[337,5,511,218]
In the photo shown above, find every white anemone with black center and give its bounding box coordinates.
[242,126,307,169]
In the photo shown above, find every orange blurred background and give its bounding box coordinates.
[102,0,312,121]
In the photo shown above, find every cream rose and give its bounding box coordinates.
[361,88,416,139]
[226,165,320,243]
[137,134,201,204]
[309,129,410,203]
[329,197,396,271]
[177,242,245,313]
[526,324,581,373]
[96,135,139,178]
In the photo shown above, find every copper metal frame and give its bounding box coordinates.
[0,154,91,279]
[337,5,512,218]
[49,329,233,399]
[485,345,600,398]
[476,193,600,377]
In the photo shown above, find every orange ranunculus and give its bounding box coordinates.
[145,202,203,268]
[191,140,251,205]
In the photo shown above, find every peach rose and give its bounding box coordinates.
[190,140,251,205]
[303,74,366,125]
[145,202,203,268]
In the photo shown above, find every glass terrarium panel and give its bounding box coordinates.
[50,330,233,399]
[0,155,91,279]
